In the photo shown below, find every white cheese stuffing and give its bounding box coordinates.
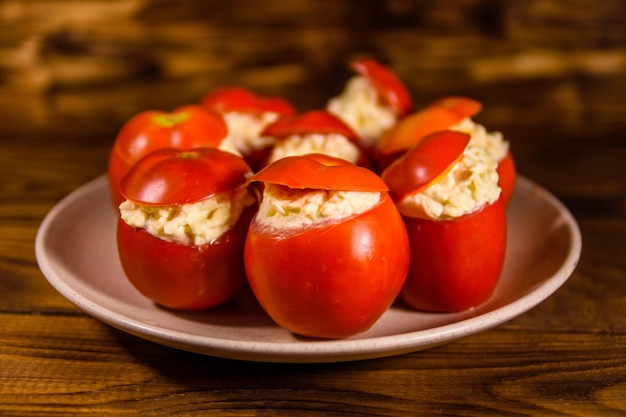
[119,185,256,246]
[220,111,280,156]
[255,184,381,231]
[397,145,501,220]
[450,117,509,163]
[326,76,398,147]
[267,133,361,165]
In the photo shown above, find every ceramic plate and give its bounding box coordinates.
[36,175,581,363]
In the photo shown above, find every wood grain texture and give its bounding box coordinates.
[1,314,624,416]
[0,0,624,415]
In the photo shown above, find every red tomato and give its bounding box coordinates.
[120,147,252,205]
[262,110,371,168]
[200,86,296,116]
[117,211,253,310]
[350,58,413,116]
[400,198,507,312]
[244,154,409,338]
[381,131,506,312]
[108,105,229,208]
[116,148,257,310]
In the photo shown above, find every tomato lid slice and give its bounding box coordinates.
[252,153,388,192]
[120,148,253,206]
[381,130,471,201]
[350,58,413,116]
[376,96,481,155]
[430,96,482,118]
[201,87,296,116]
[262,110,358,141]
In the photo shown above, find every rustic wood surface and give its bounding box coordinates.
[1,0,624,415]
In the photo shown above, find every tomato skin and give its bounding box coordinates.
[108,105,228,208]
[244,193,409,339]
[497,150,516,205]
[117,205,254,310]
[400,198,507,312]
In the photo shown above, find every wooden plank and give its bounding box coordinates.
[0,314,624,416]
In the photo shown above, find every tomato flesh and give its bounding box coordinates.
[400,198,507,312]
[244,193,409,339]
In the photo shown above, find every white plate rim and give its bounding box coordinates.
[35,175,582,363]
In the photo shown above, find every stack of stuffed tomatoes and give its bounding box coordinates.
[109,58,516,339]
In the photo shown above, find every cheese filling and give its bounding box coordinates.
[450,117,509,163]
[327,76,397,147]
[255,184,381,231]
[267,133,361,165]
[397,145,501,220]
[221,111,280,155]
[120,185,256,246]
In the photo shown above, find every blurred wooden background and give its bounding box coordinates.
[1,0,625,143]
[0,4,624,414]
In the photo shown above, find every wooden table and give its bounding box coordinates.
[1,1,625,415]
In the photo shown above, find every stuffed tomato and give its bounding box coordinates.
[376,96,516,203]
[244,154,409,339]
[116,148,258,310]
[262,110,370,169]
[382,130,507,312]
[326,58,412,150]
[200,86,296,171]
